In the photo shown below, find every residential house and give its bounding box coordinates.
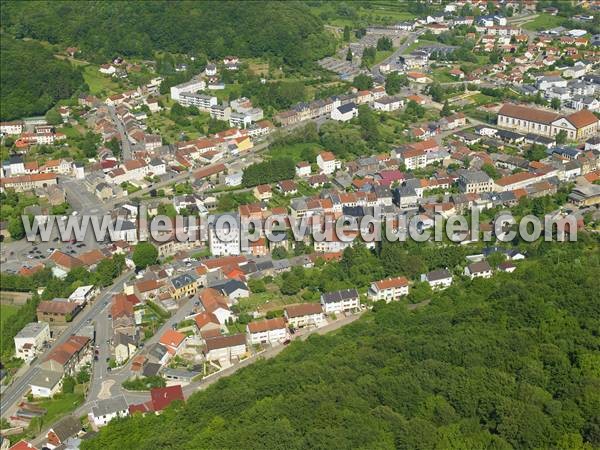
[30,369,63,398]
[36,301,79,323]
[317,151,340,175]
[367,277,409,302]
[204,334,247,362]
[90,396,129,427]
[464,261,493,279]
[421,268,453,289]
[284,303,325,329]
[14,322,50,363]
[45,415,81,449]
[247,318,288,345]
[331,102,358,122]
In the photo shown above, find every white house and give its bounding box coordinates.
[208,214,240,256]
[373,96,404,112]
[295,161,312,177]
[15,322,50,363]
[420,268,453,289]
[0,121,23,135]
[464,261,493,279]
[367,277,409,302]
[30,369,63,398]
[247,318,288,345]
[68,285,97,305]
[99,64,116,75]
[316,151,340,175]
[284,303,325,329]
[331,102,358,122]
[204,334,247,362]
[170,79,207,102]
[90,396,129,427]
[320,288,360,314]
[149,158,167,176]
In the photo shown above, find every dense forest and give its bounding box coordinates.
[83,241,600,450]
[0,1,334,68]
[0,35,85,120]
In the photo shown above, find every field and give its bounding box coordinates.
[522,13,566,31]
[82,65,121,96]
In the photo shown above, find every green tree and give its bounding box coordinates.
[556,130,567,145]
[551,98,561,110]
[132,242,158,269]
[353,74,373,91]
[440,100,452,117]
[343,25,351,42]
[376,37,392,51]
[7,215,25,240]
[385,72,408,95]
[346,48,353,62]
[45,108,62,125]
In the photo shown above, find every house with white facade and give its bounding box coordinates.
[204,334,247,362]
[316,151,340,175]
[15,322,50,363]
[284,303,325,329]
[464,261,493,279]
[331,102,358,122]
[30,369,63,398]
[420,268,453,289]
[208,213,240,256]
[368,276,409,302]
[320,288,360,314]
[247,318,288,345]
[90,396,129,427]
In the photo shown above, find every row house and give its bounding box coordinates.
[246,318,288,345]
[367,277,409,302]
[284,303,325,329]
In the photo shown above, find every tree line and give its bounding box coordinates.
[82,239,600,449]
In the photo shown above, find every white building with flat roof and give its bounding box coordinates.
[15,321,50,363]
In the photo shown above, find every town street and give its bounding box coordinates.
[0,270,134,418]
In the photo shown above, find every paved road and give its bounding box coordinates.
[371,31,423,83]
[0,270,134,419]
[107,105,133,161]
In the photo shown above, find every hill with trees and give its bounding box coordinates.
[0,35,85,120]
[82,241,600,449]
[0,1,335,68]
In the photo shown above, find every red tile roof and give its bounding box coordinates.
[247,318,286,333]
[150,385,184,411]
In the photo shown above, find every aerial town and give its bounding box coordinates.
[0,1,599,449]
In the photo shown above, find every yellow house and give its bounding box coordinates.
[170,273,200,300]
[234,136,253,153]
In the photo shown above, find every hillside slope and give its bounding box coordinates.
[82,242,600,450]
[0,36,85,120]
[0,1,334,68]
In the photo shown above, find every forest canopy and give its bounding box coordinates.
[0,1,335,68]
[0,35,85,120]
[82,242,600,450]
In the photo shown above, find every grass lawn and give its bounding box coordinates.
[0,304,20,338]
[522,13,566,31]
[373,49,394,66]
[82,65,120,97]
[35,393,85,427]
[401,39,439,55]
[236,289,306,314]
[268,142,323,163]
[431,68,457,83]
